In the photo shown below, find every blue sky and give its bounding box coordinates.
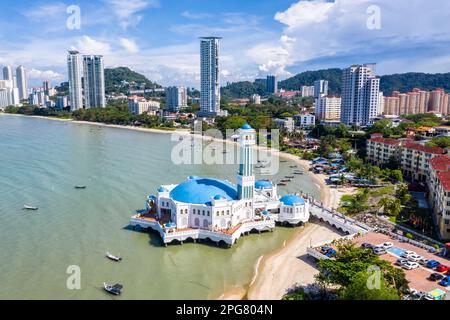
[1,0,450,88]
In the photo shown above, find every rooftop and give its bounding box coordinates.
[369,137,401,146]
[429,155,450,171]
[169,177,237,205]
[403,142,447,155]
[437,171,450,191]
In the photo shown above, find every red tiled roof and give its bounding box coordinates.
[369,137,401,146]
[437,171,450,191]
[429,155,450,171]
[403,142,446,155]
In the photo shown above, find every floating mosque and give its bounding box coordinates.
[130,124,310,247]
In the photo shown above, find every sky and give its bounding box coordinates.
[1,0,450,88]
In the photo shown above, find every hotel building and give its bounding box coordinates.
[16,65,28,101]
[266,75,278,94]
[314,80,328,99]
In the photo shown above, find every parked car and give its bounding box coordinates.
[373,247,387,255]
[381,242,394,249]
[320,246,332,254]
[401,251,416,259]
[403,261,420,270]
[436,264,450,273]
[408,254,423,262]
[395,259,409,267]
[406,288,425,300]
[426,260,441,269]
[438,276,450,287]
[419,258,429,266]
[325,249,337,258]
[361,243,373,249]
[429,273,445,282]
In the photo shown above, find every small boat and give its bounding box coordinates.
[24,205,38,211]
[280,160,288,163]
[74,185,87,189]
[294,172,304,175]
[281,179,291,183]
[103,283,123,296]
[290,165,298,168]
[277,183,287,186]
[106,252,122,262]
[179,136,184,141]
[285,176,295,179]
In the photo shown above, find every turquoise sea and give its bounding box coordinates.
[0,114,320,300]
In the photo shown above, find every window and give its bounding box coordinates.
[193,209,196,214]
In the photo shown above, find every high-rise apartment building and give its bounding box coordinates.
[165,86,187,112]
[199,37,223,116]
[3,66,13,81]
[316,96,341,120]
[67,51,84,111]
[266,75,278,94]
[301,86,315,98]
[16,65,28,100]
[314,80,328,98]
[83,55,106,108]
[341,64,380,126]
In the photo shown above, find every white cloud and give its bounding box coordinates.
[28,69,63,80]
[248,0,450,76]
[22,3,67,21]
[119,38,139,53]
[181,11,213,20]
[73,36,111,55]
[104,0,160,29]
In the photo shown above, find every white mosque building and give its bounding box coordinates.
[130,124,310,247]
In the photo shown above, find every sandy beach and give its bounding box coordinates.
[3,113,355,300]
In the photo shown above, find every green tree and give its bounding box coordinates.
[340,271,399,300]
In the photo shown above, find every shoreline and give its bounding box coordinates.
[2,113,354,300]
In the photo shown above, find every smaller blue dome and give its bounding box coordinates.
[261,210,270,216]
[280,195,305,206]
[214,195,226,200]
[188,176,199,180]
[158,187,168,193]
[255,180,273,190]
[241,123,253,130]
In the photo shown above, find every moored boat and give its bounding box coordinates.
[106,252,122,262]
[103,283,123,295]
[23,205,38,211]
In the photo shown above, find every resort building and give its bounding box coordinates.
[16,65,28,101]
[428,155,450,240]
[366,135,402,167]
[367,136,447,181]
[294,113,316,128]
[128,96,160,115]
[130,124,310,246]
[301,86,315,98]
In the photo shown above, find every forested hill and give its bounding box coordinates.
[221,69,450,100]
[105,67,161,94]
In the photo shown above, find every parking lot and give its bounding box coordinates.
[353,233,450,295]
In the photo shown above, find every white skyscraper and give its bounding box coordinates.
[16,65,28,100]
[200,37,225,116]
[0,80,20,110]
[341,64,380,126]
[67,51,83,111]
[165,86,187,112]
[3,66,13,81]
[314,80,329,98]
[83,55,105,108]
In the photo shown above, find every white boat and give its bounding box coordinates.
[106,252,122,262]
[24,205,38,211]
[103,283,122,295]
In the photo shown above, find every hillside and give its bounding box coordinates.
[105,67,161,94]
[221,69,450,100]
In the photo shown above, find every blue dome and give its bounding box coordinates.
[158,187,168,193]
[241,123,253,130]
[280,195,305,206]
[170,178,238,205]
[255,180,273,190]
[214,195,226,200]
